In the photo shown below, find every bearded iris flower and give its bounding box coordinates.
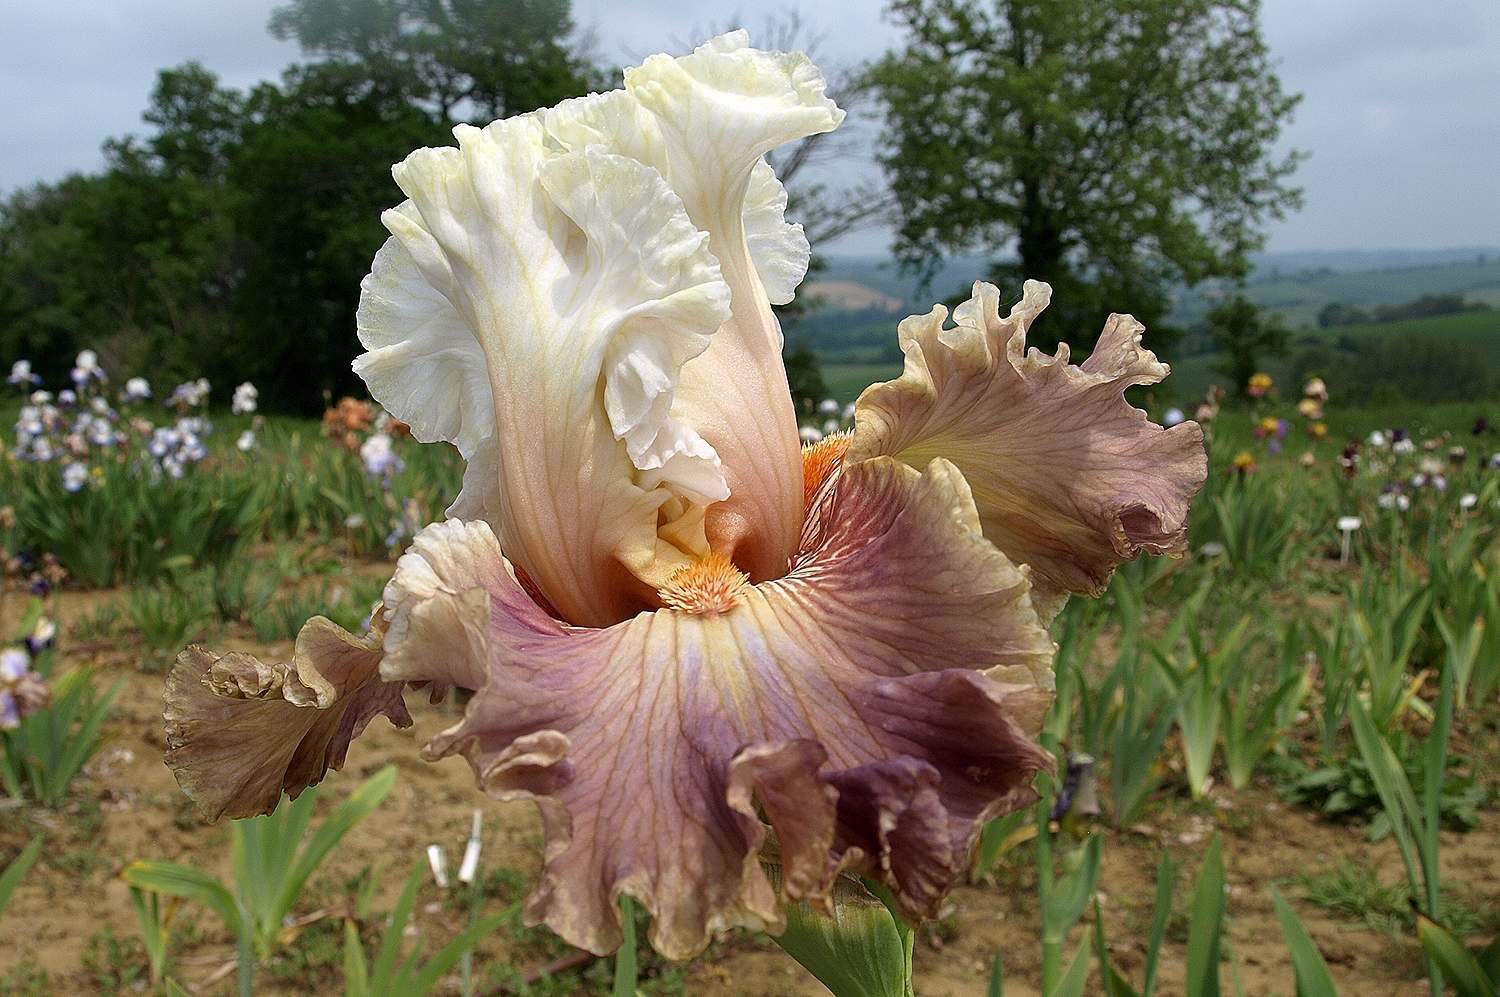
[162,33,1205,962]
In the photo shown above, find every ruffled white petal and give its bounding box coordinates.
[353,34,849,619]
[545,89,664,169]
[354,226,494,459]
[743,159,808,309]
[547,87,811,312]
[539,149,731,502]
[359,115,732,626]
[624,31,846,580]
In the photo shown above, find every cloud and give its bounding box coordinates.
[0,0,1493,252]
[1263,0,1490,74]
[572,0,901,67]
[0,0,296,193]
[1260,0,1500,249]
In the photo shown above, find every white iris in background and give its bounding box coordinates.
[61,462,89,492]
[232,382,259,415]
[359,432,403,478]
[71,349,103,385]
[8,360,40,386]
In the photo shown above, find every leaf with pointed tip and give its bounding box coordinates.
[0,837,43,917]
[1270,887,1340,997]
[1050,934,1092,997]
[1418,916,1499,997]
[1184,835,1224,997]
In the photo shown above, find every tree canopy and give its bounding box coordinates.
[0,1,601,412]
[267,0,608,122]
[1206,291,1289,395]
[869,0,1303,354]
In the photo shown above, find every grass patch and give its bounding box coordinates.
[821,362,904,404]
[1297,859,1500,939]
[1168,310,1500,401]
[1298,858,1410,937]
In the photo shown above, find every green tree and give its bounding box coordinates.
[1317,302,1369,328]
[869,0,1302,354]
[0,5,602,411]
[267,0,608,124]
[783,341,831,416]
[0,65,242,388]
[140,62,246,182]
[225,63,451,412]
[1206,292,1288,396]
[233,0,604,411]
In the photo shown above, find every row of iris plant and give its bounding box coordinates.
[2,353,465,590]
[5,451,1495,994]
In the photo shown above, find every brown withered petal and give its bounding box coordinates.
[164,614,411,820]
[11,672,49,716]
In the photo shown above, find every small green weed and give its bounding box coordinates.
[81,925,147,991]
[0,959,48,997]
[1275,750,1487,840]
[264,915,344,989]
[248,575,387,642]
[124,581,217,657]
[249,585,335,643]
[1297,857,1410,937]
[72,599,125,643]
[208,561,281,623]
[1297,859,1498,940]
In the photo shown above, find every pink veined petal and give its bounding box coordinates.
[849,279,1208,617]
[381,455,1054,959]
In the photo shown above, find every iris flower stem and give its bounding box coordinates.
[236,932,254,997]
[1035,733,1060,996]
[614,895,638,997]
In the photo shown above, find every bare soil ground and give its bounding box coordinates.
[2,584,1496,997]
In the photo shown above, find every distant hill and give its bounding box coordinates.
[810,255,993,310]
[1248,247,1500,274]
[816,244,1494,305]
[815,250,1500,330]
[1175,257,1500,331]
[799,280,904,312]
[1167,308,1500,402]
[798,252,1500,400]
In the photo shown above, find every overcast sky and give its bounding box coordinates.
[1,0,1496,256]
